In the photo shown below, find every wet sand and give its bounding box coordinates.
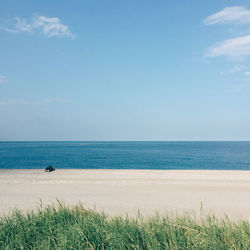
[1,170,250,220]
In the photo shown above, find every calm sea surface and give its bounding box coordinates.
[0,141,250,170]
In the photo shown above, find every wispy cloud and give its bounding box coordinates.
[204,6,250,25]
[203,7,250,89]
[1,15,75,39]
[229,65,246,73]
[204,6,250,58]
[0,98,67,106]
[219,65,247,76]
[0,75,6,83]
[228,65,247,74]
[231,79,250,91]
[206,34,250,57]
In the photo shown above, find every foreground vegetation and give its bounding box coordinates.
[0,203,250,249]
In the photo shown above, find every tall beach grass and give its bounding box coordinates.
[0,202,250,249]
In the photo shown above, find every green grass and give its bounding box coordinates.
[0,202,250,249]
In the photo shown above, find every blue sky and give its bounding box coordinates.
[1,0,250,140]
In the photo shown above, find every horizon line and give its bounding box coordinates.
[1,140,250,142]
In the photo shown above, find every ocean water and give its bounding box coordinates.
[0,141,250,170]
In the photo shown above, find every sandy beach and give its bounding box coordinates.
[1,169,250,220]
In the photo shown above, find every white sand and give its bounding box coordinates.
[1,170,250,220]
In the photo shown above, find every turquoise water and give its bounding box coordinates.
[0,141,250,170]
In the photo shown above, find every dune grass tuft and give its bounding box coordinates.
[0,202,250,249]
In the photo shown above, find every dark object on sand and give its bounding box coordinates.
[45,166,55,172]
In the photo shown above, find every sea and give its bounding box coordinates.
[0,141,250,170]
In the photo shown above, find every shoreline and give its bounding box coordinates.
[2,168,250,170]
[1,169,250,220]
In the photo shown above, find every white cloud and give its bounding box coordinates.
[15,17,33,32]
[2,15,75,38]
[244,71,250,75]
[204,6,250,25]
[0,99,17,106]
[0,98,67,106]
[229,65,246,73]
[219,66,248,76]
[231,79,250,91]
[203,6,250,58]
[206,34,250,57]
[33,16,75,38]
[0,75,6,83]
